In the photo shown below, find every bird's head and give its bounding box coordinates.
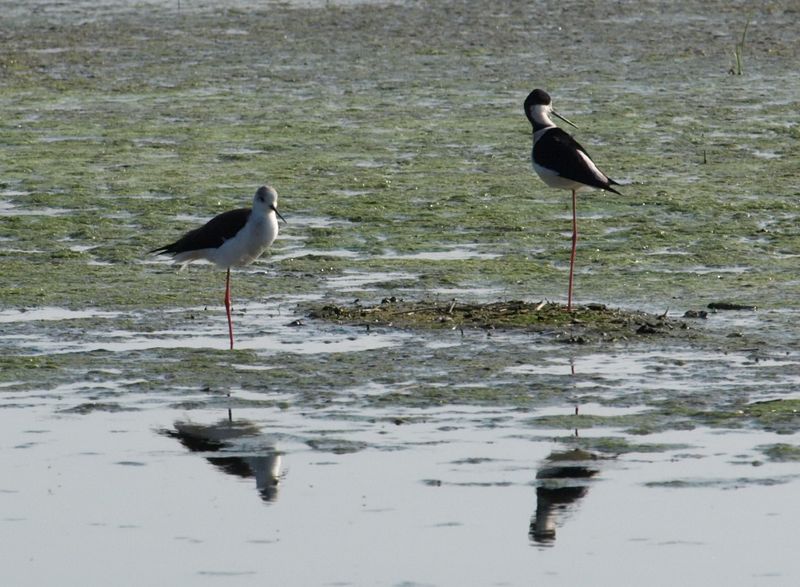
[254,185,287,224]
[524,89,578,129]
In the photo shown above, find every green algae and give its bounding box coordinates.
[739,399,800,434]
[530,400,800,437]
[1,1,799,449]
[2,2,799,317]
[544,435,686,456]
[643,398,800,435]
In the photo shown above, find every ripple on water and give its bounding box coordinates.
[379,246,500,261]
[0,307,122,323]
[6,319,408,356]
[0,201,71,216]
[323,270,419,290]
[507,348,800,397]
[271,248,362,262]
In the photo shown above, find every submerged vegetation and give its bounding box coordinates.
[730,17,751,75]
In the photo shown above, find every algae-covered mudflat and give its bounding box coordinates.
[2,1,799,585]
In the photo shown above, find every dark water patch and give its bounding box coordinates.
[758,443,800,462]
[59,402,138,414]
[13,442,40,449]
[197,571,258,577]
[646,475,798,490]
[449,457,498,465]
[708,301,758,311]
[174,535,204,544]
[431,480,515,488]
[306,437,369,454]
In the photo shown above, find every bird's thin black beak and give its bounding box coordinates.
[273,206,287,224]
[552,109,579,129]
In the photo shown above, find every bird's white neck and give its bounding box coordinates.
[529,104,556,130]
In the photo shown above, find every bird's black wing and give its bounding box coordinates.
[151,208,251,255]
[534,128,620,194]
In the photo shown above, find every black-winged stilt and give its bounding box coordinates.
[524,89,621,311]
[150,185,286,349]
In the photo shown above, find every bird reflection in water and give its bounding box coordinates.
[163,414,283,503]
[530,353,603,544]
[529,448,600,545]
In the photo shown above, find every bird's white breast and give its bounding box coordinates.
[209,214,278,268]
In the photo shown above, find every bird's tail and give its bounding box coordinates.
[606,178,622,195]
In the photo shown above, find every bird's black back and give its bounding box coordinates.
[534,128,621,194]
[151,208,251,255]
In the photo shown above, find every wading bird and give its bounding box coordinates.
[524,89,621,311]
[151,185,286,349]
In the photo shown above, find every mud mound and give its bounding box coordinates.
[307,299,694,343]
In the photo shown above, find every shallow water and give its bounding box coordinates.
[4,396,800,586]
[2,0,800,585]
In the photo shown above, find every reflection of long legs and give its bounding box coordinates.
[224,268,234,350]
[568,189,577,312]
[570,354,579,417]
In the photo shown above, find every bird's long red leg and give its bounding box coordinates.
[224,268,234,350]
[568,189,578,312]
